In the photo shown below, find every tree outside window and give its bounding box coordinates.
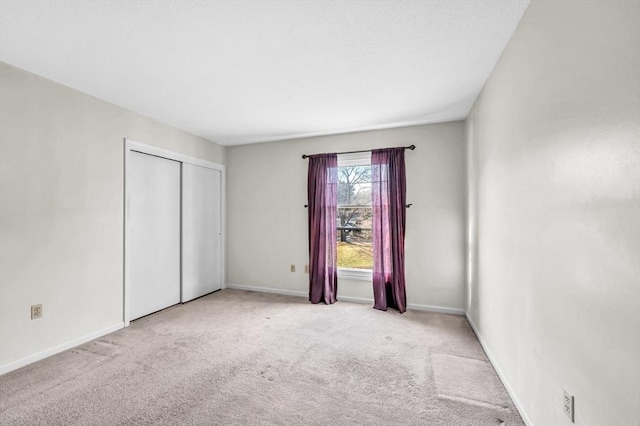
[337,164,373,270]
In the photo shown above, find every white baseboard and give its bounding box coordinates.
[0,322,124,376]
[465,314,532,426]
[225,283,464,315]
[407,303,465,316]
[336,295,374,305]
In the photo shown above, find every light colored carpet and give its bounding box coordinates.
[0,289,524,425]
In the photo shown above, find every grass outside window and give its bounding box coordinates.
[337,241,373,270]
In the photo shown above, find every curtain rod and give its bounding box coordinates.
[301,144,415,159]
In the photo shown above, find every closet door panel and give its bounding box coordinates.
[128,151,181,320]
[182,164,222,302]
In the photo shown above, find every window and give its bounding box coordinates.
[337,153,372,278]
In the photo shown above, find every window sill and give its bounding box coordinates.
[338,268,373,282]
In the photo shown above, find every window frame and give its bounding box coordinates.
[336,152,373,282]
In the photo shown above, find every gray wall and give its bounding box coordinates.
[0,62,224,369]
[465,1,639,424]
[226,122,466,311]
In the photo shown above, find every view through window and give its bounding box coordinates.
[337,160,373,270]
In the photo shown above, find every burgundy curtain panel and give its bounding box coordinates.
[371,148,407,313]
[307,154,338,305]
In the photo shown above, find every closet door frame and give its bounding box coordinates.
[123,138,225,327]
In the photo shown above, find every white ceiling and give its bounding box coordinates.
[0,0,529,146]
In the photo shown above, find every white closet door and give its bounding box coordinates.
[182,163,222,302]
[128,151,181,320]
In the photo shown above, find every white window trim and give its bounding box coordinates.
[337,151,371,167]
[338,268,373,281]
[337,152,372,279]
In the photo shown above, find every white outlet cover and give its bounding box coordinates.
[563,387,574,423]
[31,304,43,319]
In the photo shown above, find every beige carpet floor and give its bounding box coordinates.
[0,289,524,425]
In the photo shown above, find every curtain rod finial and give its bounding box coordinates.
[302,154,308,159]
[408,145,416,150]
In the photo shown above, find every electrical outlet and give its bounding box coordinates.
[304,264,309,273]
[31,304,43,320]
[563,387,574,423]
[290,264,295,273]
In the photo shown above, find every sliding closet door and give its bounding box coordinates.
[128,151,181,320]
[182,163,222,302]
